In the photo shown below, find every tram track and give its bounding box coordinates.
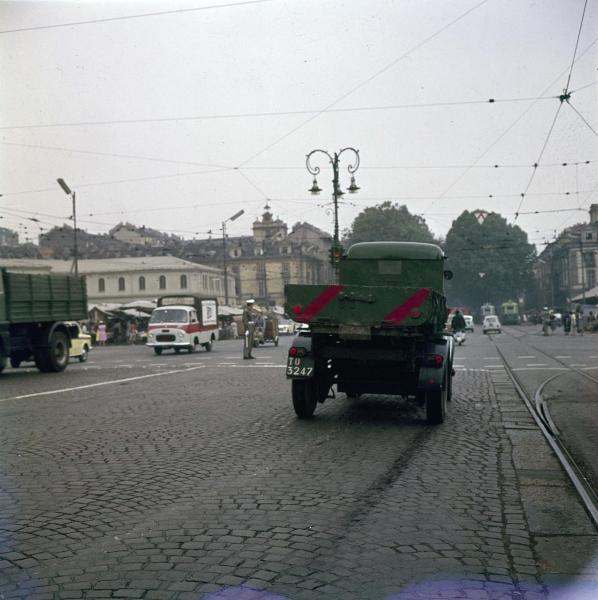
[491,333,598,529]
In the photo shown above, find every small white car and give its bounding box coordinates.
[67,322,93,362]
[483,315,502,334]
[464,315,474,332]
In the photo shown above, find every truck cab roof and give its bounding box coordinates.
[346,242,444,260]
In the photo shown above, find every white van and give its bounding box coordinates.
[147,296,218,355]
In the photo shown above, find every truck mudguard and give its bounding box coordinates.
[417,338,452,392]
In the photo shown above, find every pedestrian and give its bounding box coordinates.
[242,299,256,359]
[97,321,107,346]
[576,308,584,336]
[587,311,596,332]
[541,307,550,336]
[450,310,466,332]
[562,311,571,335]
[230,319,238,339]
[128,320,137,344]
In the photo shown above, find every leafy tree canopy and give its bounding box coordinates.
[444,210,536,312]
[344,202,437,246]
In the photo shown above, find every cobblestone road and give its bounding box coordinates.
[0,336,597,599]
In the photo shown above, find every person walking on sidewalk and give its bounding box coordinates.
[242,299,256,359]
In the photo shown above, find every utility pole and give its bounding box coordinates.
[222,209,244,305]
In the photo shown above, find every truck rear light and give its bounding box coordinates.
[423,354,444,368]
[288,347,306,357]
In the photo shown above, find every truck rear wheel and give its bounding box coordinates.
[292,379,318,418]
[35,331,69,373]
[425,372,448,424]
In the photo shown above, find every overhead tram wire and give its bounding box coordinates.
[514,102,564,217]
[0,0,273,35]
[2,140,595,173]
[236,0,491,168]
[565,101,598,138]
[0,141,231,170]
[515,0,589,219]
[422,30,598,217]
[0,95,557,131]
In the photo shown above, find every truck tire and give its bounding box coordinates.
[10,357,21,369]
[202,339,212,352]
[292,379,318,418]
[154,347,162,356]
[426,370,448,425]
[35,331,69,373]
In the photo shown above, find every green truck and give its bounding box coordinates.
[284,241,454,424]
[0,268,88,373]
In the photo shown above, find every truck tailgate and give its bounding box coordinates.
[285,284,445,329]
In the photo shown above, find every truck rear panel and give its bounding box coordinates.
[3,271,87,323]
[285,283,446,334]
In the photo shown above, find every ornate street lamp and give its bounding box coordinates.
[306,147,360,278]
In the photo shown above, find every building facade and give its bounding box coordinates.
[534,204,598,307]
[0,256,235,306]
[184,205,333,306]
[0,227,18,247]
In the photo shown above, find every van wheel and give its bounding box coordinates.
[174,348,181,354]
[188,341,197,353]
[202,339,212,352]
[78,346,89,362]
[154,347,162,356]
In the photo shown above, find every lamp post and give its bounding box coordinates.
[222,209,244,306]
[306,147,360,279]
[56,178,78,276]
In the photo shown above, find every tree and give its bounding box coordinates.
[444,210,535,312]
[344,202,437,246]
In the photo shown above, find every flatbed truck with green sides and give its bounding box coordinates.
[284,242,454,424]
[0,268,88,373]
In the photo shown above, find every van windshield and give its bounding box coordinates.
[150,309,188,324]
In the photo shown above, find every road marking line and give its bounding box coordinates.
[582,366,598,370]
[526,363,548,367]
[517,355,536,359]
[590,356,598,359]
[512,367,568,371]
[555,356,572,359]
[569,364,587,367]
[0,366,206,402]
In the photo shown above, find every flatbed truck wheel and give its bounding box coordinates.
[426,368,448,424]
[35,331,69,373]
[292,379,318,418]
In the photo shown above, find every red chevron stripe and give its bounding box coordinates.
[383,288,431,324]
[293,285,344,322]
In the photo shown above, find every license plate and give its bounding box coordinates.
[286,356,314,378]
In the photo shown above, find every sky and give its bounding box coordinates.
[1,0,597,250]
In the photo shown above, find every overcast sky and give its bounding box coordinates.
[1,0,597,249]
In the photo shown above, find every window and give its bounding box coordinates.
[215,279,221,291]
[180,274,188,289]
[159,275,166,290]
[202,274,209,289]
[118,277,125,292]
[139,276,146,291]
[98,278,105,293]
